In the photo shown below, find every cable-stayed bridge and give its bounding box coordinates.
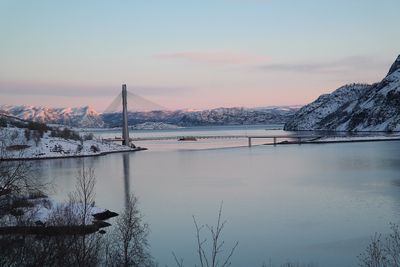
[103,89,167,114]
[105,84,169,147]
[105,84,322,148]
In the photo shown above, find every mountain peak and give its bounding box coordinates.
[387,55,400,76]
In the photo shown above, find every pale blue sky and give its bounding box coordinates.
[0,0,399,110]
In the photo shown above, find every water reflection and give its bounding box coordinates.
[28,136,400,267]
[123,153,131,208]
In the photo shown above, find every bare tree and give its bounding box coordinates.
[106,194,154,267]
[358,224,400,267]
[0,159,103,267]
[0,130,46,224]
[69,163,96,226]
[27,163,102,267]
[358,233,388,267]
[174,202,238,267]
[385,223,400,266]
[0,159,32,198]
[68,163,100,267]
[0,130,32,198]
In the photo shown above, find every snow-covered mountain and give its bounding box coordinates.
[0,105,104,128]
[284,55,400,132]
[0,104,299,128]
[101,106,299,127]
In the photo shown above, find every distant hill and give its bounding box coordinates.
[285,55,400,132]
[1,105,299,128]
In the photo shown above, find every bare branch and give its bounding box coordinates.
[183,202,238,267]
[173,252,185,267]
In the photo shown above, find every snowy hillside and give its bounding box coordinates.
[285,55,400,132]
[0,117,136,160]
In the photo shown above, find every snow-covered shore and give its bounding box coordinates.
[314,134,400,143]
[266,134,400,145]
[0,127,145,161]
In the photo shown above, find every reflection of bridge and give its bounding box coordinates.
[104,135,323,147]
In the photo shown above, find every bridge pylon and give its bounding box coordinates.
[122,84,130,146]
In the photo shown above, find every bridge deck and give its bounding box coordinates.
[104,135,323,142]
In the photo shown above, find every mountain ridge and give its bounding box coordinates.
[0,104,103,128]
[284,55,400,132]
[0,104,300,128]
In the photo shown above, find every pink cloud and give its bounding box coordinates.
[158,51,269,65]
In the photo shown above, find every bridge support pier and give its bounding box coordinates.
[248,137,252,147]
[273,137,277,146]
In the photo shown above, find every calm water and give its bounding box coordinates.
[33,126,400,266]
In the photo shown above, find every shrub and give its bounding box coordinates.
[0,117,7,127]
[50,127,81,141]
[51,144,63,153]
[83,133,94,141]
[32,130,42,146]
[76,144,83,154]
[12,121,26,128]
[90,145,100,153]
[6,145,30,151]
[10,131,19,141]
[24,129,31,141]
[27,121,49,138]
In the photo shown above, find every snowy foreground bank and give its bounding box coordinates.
[0,194,106,227]
[0,127,144,160]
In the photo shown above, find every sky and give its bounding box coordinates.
[0,0,399,112]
